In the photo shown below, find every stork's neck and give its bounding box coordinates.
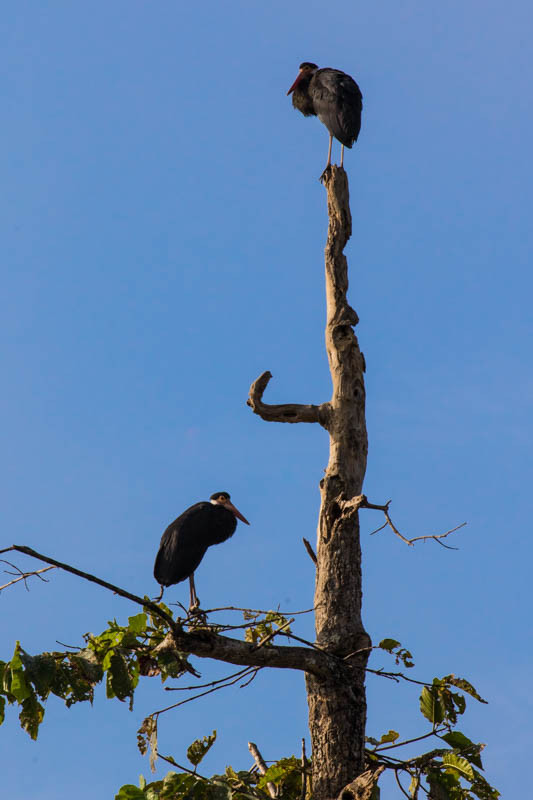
[292,72,317,117]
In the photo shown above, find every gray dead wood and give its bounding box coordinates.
[248,165,371,800]
[337,767,385,800]
[248,742,277,798]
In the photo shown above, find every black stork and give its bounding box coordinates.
[153,491,250,609]
[287,62,362,176]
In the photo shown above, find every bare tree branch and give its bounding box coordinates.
[0,560,56,592]
[337,496,466,549]
[300,738,308,800]
[0,544,175,626]
[198,605,314,617]
[248,742,277,798]
[302,538,318,565]
[337,767,385,800]
[247,371,330,426]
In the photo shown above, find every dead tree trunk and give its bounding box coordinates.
[248,166,370,800]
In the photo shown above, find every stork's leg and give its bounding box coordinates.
[327,133,333,168]
[153,585,164,602]
[320,134,334,182]
[189,574,200,610]
[340,144,345,168]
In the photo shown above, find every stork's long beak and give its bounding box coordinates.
[227,501,250,525]
[287,72,303,95]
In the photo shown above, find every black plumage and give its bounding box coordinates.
[287,62,363,174]
[153,491,249,608]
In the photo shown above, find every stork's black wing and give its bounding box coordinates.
[311,68,363,147]
[153,502,212,587]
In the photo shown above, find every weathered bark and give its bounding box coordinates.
[248,165,370,800]
[306,166,370,800]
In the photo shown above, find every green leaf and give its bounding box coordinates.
[257,765,286,788]
[19,694,45,739]
[426,771,453,800]
[441,731,484,769]
[106,652,133,704]
[442,753,475,781]
[187,730,217,766]
[19,652,57,699]
[442,731,474,750]
[114,785,146,800]
[139,776,146,790]
[470,768,501,799]
[0,695,6,725]
[128,614,148,634]
[378,639,401,651]
[420,686,444,724]
[443,675,487,704]
[9,643,32,702]
[379,729,399,744]
[225,766,239,782]
[208,782,233,800]
[70,647,104,685]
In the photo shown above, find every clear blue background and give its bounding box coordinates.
[1,1,531,797]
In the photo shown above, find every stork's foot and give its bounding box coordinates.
[152,586,164,603]
[187,602,208,626]
[188,596,201,613]
[319,164,333,184]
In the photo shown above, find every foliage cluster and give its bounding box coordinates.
[0,603,499,800]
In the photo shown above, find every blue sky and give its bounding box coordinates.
[1,1,531,797]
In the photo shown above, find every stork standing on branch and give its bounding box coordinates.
[153,491,250,609]
[287,62,363,177]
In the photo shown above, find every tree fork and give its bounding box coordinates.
[248,165,371,799]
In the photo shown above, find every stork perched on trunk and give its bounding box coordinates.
[287,62,362,178]
[153,492,250,609]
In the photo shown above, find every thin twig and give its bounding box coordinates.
[300,738,307,800]
[368,521,388,536]
[239,668,261,688]
[278,630,330,657]
[357,498,466,549]
[394,769,411,800]
[158,753,209,781]
[164,666,252,692]
[154,668,259,716]
[365,667,433,687]
[200,605,314,617]
[0,545,176,627]
[374,728,445,753]
[0,561,56,592]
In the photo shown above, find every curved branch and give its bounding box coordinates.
[0,544,331,678]
[247,371,330,426]
[168,627,328,676]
